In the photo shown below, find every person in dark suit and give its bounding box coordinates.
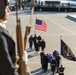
[41,39,46,51]
[58,65,65,75]
[55,54,61,73]
[0,0,18,75]
[37,35,42,49]
[33,34,37,49]
[28,35,33,49]
[50,57,57,75]
[35,39,40,54]
[42,53,48,73]
[40,52,45,70]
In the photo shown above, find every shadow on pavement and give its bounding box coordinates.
[31,67,53,75]
[26,48,34,52]
[28,53,39,59]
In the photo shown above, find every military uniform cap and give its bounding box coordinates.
[0,0,8,19]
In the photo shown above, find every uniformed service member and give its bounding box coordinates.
[50,57,57,75]
[0,0,18,75]
[58,65,65,75]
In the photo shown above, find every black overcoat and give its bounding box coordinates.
[0,27,17,75]
[51,59,57,72]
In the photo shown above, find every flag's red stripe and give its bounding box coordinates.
[35,23,47,32]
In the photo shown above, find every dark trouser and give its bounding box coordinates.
[41,48,44,51]
[30,44,32,49]
[59,73,64,75]
[52,71,55,75]
[43,68,47,73]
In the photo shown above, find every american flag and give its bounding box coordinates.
[35,19,47,32]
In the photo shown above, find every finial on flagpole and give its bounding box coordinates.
[36,16,37,19]
[60,35,62,39]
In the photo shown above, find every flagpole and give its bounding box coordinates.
[60,35,63,65]
[29,6,34,27]
[60,35,62,40]
[24,6,34,49]
[34,29,36,34]
[34,16,37,34]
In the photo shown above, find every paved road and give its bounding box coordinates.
[7,10,76,75]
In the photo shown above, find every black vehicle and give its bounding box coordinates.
[9,4,16,11]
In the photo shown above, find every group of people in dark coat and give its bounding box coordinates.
[28,34,65,75]
[28,34,46,54]
[40,50,65,75]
